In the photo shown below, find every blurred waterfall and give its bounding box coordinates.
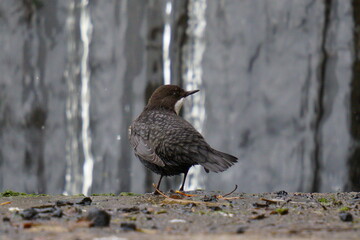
[64,0,82,195]
[183,0,207,190]
[163,0,173,85]
[63,0,94,195]
[0,1,357,194]
[79,0,94,196]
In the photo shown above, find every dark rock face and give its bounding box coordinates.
[0,1,358,194]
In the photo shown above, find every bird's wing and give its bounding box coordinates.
[159,117,238,172]
[130,131,165,167]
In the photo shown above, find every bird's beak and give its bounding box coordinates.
[184,89,199,97]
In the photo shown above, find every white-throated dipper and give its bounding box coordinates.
[129,85,238,193]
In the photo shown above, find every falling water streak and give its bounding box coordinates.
[80,0,94,196]
[163,0,173,85]
[183,0,207,190]
[64,0,81,195]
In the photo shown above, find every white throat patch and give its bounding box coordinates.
[174,98,185,115]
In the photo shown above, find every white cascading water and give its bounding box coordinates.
[64,0,81,195]
[163,0,173,85]
[80,0,94,196]
[183,0,207,190]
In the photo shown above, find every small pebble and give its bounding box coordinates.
[86,208,111,227]
[76,197,92,206]
[119,206,139,213]
[202,195,218,202]
[52,208,63,218]
[339,212,353,222]
[276,190,288,198]
[353,193,360,200]
[169,219,186,223]
[55,200,73,207]
[120,222,137,231]
[208,206,222,211]
[236,226,248,234]
[20,208,38,220]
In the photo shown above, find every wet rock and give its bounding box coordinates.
[120,222,137,231]
[35,206,56,213]
[52,208,63,218]
[185,203,197,208]
[141,207,154,214]
[208,206,222,211]
[202,195,218,202]
[352,193,360,200]
[86,208,111,227]
[20,208,38,220]
[2,216,10,222]
[76,197,92,206]
[339,212,353,222]
[276,190,288,198]
[55,200,74,207]
[19,205,65,220]
[236,226,248,234]
[252,202,269,208]
[63,206,82,216]
[250,213,266,220]
[119,206,139,213]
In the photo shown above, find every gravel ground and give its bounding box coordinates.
[0,190,359,240]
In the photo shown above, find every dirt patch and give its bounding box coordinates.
[0,190,359,239]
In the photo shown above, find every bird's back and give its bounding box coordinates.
[129,109,237,175]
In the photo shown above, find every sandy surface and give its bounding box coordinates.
[0,190,359,240]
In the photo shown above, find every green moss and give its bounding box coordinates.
[0,190,48,197]
[0,190,27,197]
[339,206,351,212]
[274,208,289,215]
[91,193,116,196]
[317,198,330,204]
[119,192,141,196]
[27,193,48,197]
[125,216,137,221]
[73,194,85,197]
[155,209,167,214]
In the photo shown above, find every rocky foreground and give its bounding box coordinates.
[0,190,359,240]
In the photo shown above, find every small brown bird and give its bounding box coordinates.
[128,85,238,193]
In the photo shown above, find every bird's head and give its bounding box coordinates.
[146,85,199,114]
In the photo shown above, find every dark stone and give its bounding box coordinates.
[202,195,218,202]
[86,208,111,227]
[236,226,248,234]
[208,206,222,211]
[353,193,360,199]
[35,206,56,213]
[276,190,288,198]
[20,208,38,220]
[120,222,137,231]
[52,208,63,218]
[119,206,140,213]
[185,203,197,208]
[339,212,353,222]
[55,200,74,207]
[2,217,10,222]
[76,197,92,206]
[252,202,269,208]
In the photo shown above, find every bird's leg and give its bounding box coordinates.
[153,175,163,195]
[179,169,189,192]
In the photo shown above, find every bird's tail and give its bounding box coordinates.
[199,149,238,173]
